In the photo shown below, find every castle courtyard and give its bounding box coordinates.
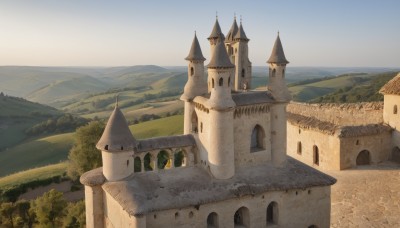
[329,162,400,227]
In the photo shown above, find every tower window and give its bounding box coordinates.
[200,122,203,133]
[234,207,250,227]
[313,145,319,166]
[207,212,218,228]
[272,69,276,77]
[219,78,223,86]
[191,111,198,133]
[282,69,285,77]
[241,68,245,78]
[228,77,231,87]
[190,67,194,76]
[212,79,215,88]
[297,142,302,155]
[394,105,397,114]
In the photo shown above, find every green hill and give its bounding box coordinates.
[311,72,398,103]
[130,115,184,139]
[289,73,372,102]
[26,76,109,107]
[0,133,74,177]
[0,94,62,151]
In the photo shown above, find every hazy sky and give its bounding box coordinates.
[0,0,399,67]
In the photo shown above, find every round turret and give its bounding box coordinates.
[97,100,137,181]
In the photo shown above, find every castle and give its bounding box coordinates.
[81,17,336,228]
[286,73,400,170]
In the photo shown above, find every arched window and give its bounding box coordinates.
[241,68,245,78]
[228,77,231,87]
[297,142,302,155]
[200,122,203,133]
[271,69,276,77]
[134,157,141,172]
[394,105,398,114]
[219,78,223,86]
[356,150,370,166]
[191,111,198,133]
[266,202,278,226]
[144,153,153,171]
[104,145,109,150]
[313,145,319,166]
[282,69,285,77]
[212,78,215,88]
[234,207,250,227]
[207,212,219,228]
[190,67,194,76]
[251,125,265,152]
[174,149,185,167]
[157,150,170,169]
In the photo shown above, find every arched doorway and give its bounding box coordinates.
[234,207,250,228]
[266,201,278,226]
[391,147,400,163]
[250,125,265,152]
[207,212,219,228]
[356,150,370,166]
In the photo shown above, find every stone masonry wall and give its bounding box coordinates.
[287,102,383,126]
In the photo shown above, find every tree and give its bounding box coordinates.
[32,189,67,228]
[0,202,16,228]
[67,121,105,180]
[15,200,36,228]
[62,201,85,228]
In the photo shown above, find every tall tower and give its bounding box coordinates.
[96,100,137,181]
[232,20,252,91]
[181,33,207,134]
[267,33,290,167]
[206,39,236,179]
[224,16,238,65]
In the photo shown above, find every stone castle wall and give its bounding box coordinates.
[287,102,384,126]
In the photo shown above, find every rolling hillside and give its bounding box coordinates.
[0,94,62,151]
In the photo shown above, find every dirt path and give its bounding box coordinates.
[328,162,400,228]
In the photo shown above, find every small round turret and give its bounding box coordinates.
[97,99,137,181]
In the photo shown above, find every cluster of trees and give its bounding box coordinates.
[0,190,84,228]
[25,114,88,136]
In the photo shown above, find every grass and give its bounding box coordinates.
[130,115,184,139]
[0,133,74,177]
[0,162,67,189]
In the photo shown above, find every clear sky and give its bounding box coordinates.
[0,0,399,67]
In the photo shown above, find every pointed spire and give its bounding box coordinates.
[208,17,225,40]
[207,39,235,68]
[234,19,249,41]
[267,33,289,64]
[96,101,137,153]
[185,32,206,61]
[225,15,239,42]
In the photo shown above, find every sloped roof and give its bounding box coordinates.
[225,19,238,42]
[207,39,235,68]
[185,33,206,61]
[102,158,336,216]
[208,18,223,40]
[379,73,400,95]
[267,34,289,64]
[96,105,137,152]
[234,23,249,41]
[232,91,275,106]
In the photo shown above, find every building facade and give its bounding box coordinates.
[81,17,336,228]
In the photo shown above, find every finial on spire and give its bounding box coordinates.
[234,12,236,20]
[216,11,218,20]
[195,30,196,35]
[278,30,280,36]
[240,15,242,24]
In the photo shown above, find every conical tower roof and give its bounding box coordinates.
[96,101,137,152]
[225,18,238,42]
[234,22,249,41]
[185,33,206,61]
[208,18,225,40]
[207,39,235,68]
[267,33,289,64]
